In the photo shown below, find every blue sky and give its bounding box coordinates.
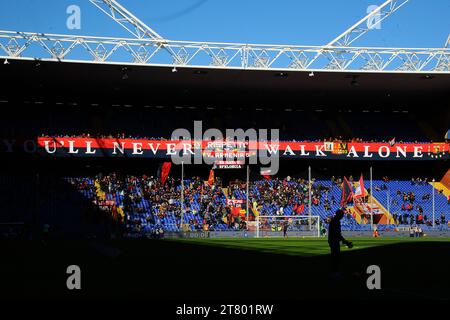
[1,0,449,48]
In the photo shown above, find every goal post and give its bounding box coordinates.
[255,215,321,238]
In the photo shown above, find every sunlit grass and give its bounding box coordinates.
[169,237,450,257]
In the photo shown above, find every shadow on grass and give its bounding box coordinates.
[1,239,449,301]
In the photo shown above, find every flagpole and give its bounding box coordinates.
[432,178,435,228]
[246,165,249,223]
[387,186,390,224]
[370,166,373,230]
[308,166,312,230]
[180,161,184,232]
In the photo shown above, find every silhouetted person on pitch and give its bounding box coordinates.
[282,221,289,239]
[328,209,353,274]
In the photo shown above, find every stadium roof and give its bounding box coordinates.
[0,58,449,108]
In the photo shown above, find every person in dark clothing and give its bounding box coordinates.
[328,209,353,273]
[282,221,289,239]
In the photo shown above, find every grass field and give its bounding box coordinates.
[170,237,450,257]
[1,237,449,301]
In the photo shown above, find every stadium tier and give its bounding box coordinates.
[372,179,450,225]
[1,102,448,143]
[61,173,449,237]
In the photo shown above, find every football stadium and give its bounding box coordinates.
[1,0,450,312]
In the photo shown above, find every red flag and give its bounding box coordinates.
[353,174,365,198]
[260,169,272,180]
[208,169,214,186]
[293,203,305,214]
[299,203,305,213]
[231,206,241,217]
[340,176,354,207]
[160,162,172,185]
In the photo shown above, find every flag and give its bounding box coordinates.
[388,137,396,147]
[340,176,354,207]
[231,206,241,217]
[353,174,365,198]
[293,203,305,214]
[208,169,214,186]
[159,162,172,185]
[299,203,305,214]
[260,168,272,180]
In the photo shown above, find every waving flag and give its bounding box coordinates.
[388,137,396,147]
[159,162,172,185]
[354,174,365,199]
[340,176,354,207]
[260,168,272,180]
[207,169,215,185]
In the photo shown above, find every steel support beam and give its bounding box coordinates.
[326,0,409,47]
[0,30,449,72]
[88,0,164,41]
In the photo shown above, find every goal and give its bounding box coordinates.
[255,215,321,238]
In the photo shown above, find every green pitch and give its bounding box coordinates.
[166,237,450,299]
[170,237,450,257]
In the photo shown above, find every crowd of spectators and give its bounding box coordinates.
[384,178,449,226]
[247,177,337,216]
[68,172,450,236]
[411,177,430,186]
[40,133,436,144]
[70,173,253,235]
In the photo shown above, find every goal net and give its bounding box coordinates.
[255,215,321,238]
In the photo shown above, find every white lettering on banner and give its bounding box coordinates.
[68,141,79,154]
[132,142,143,155]
[283,145,295,156]
[5,137,447,161]
[85,141,96,154]
[44,140,58,153]
[413,146,423,158]
[183,143,194,155]
[167,143,176,155]
[378,146,390,158]
[265,144,279,154]
[148,143,160,155]
[112,142,125,155]
[395,146,407,158]
[315,145,326,157]
[363,145,373,158]
[299,145,310,156]
[347,146,359,158]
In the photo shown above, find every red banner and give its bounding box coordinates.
[2,137,448,161]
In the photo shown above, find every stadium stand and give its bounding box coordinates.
[1,101,449,238]
[1,103,447,143]
[372,179,450,228]
[65,173,450,237]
